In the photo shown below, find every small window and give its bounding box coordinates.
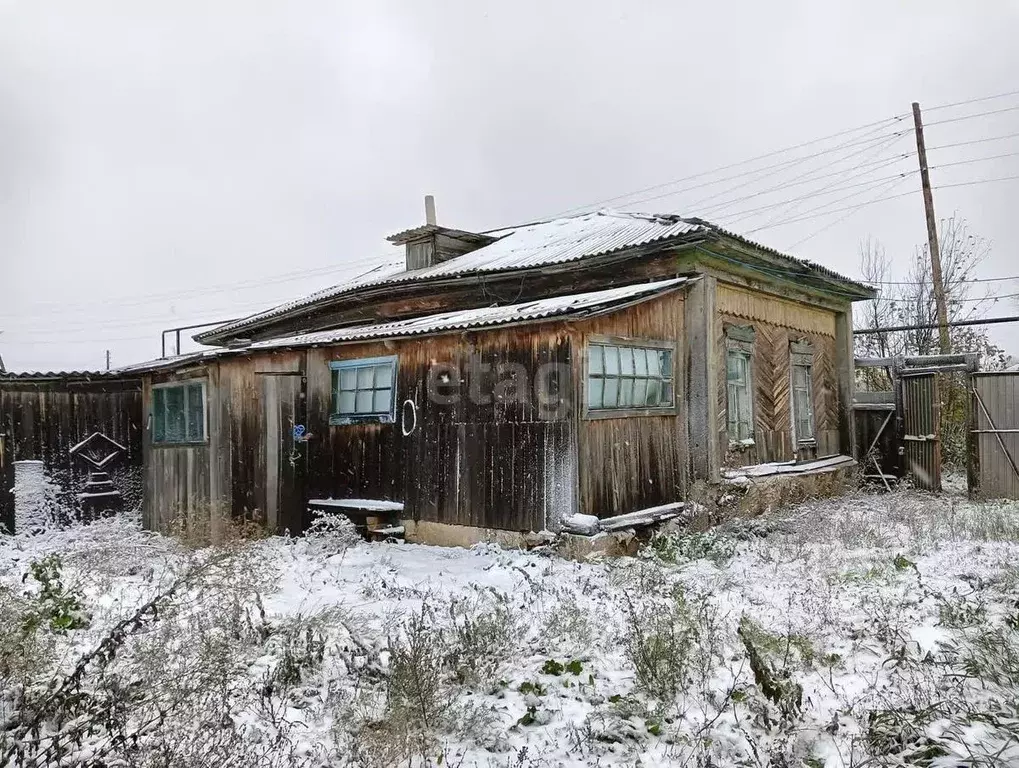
[726,349,754,443]
[330,356,398,425]
[587,342,674,413]
[153,381,206,444]
[791,343,815,444]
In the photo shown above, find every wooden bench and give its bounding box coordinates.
[306,498,405,541]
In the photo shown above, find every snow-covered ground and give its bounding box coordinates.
[2,482,1019,767]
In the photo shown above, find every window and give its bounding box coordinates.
[725,325,755,444]
[153,381,206,444]
[330,356,397,425]
[587,342,674,413]
[791,342,815,444]
[726,350,754,443]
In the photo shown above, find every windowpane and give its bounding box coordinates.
[618,377,635,407]
[356,366,375,389]
[619,348,634,376]
[646,378,661,406]
[355,391,374,413]
[647,349,661,376]
[661,382,674,407]
[373,388,392,412]
[589,346,603,375]
[338,391,356,414]
[153,388,166,442]
[339,368,357,391]
[603,377,619,408]
[374,364,393,388]
[164,386,185,443]
[604,346,620,375]
[588,377,604,409]
[186,384,204,441]
[633,378,648,406]
[659,350,672,378]
[634,348,648,376]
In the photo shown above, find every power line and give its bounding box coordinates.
[668,126,907,214]
[926,89,1019,112]
[3,253,400,314]
[747,173,1019,232]
[855,315,1019,335]
[924,104,1019,128]
[690,133,911,217]
[783,176,915,250]
[869,275,1019,285]
[552,115,909,215]
[602,129,910,213]
[928,131,1019,152]
[717,168,917,224]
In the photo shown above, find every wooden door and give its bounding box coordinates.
[263,373,308,534]
[902,373,941,491]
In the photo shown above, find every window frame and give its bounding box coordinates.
[790,341,816,446]
[725,327,756,446]
[328,355,399,426]
[583,335,678,420]
[151,379,208,446]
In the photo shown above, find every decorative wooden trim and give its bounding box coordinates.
[724,323,756,344]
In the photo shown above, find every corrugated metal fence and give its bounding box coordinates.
[972,373,1019,499]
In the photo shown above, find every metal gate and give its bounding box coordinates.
[972,373,1019,499]
[902,373,941,491]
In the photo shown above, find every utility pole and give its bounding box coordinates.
[105,349,111,372]
[912,101,952,354]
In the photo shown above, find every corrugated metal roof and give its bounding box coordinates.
[105,279,690,376]
[251,278,689,349]
[197,209,873,342]
[199,211,707,340]
[0,370,120,381]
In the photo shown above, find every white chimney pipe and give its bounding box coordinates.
[424,195,436,226]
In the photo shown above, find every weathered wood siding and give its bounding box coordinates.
[0,377,143,532]
[142,371,212,531]
[716,284,842,466]
[570,292,688,517]
[303,329,575,532]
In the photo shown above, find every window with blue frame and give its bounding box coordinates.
[329,356,398,425]
[153,381,206,444]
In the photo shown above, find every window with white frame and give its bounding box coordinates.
[330,356,397,425]
[586,341,675,413]
[153,381,206,444]
[791,341,815,444]
[725,326,755,444]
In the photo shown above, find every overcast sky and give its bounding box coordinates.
[2,1,1018,372]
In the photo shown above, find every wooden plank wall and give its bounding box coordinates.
[142,373,212,531]
[571,293,688,517]
[716,284,842,466]
[0,378,143,531]
[304,329,576,533]
[973,373,1019,499]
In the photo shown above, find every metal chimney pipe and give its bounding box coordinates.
[424,195,436,225]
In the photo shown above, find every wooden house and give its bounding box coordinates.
[125,207,875,544]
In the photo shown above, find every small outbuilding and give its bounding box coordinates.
[121,208,875,544]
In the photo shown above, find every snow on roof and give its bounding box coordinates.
[250,278,690,350]
[198,211,708,341]
[114,279,690,375]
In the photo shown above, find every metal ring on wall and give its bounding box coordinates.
[401,399,417,436]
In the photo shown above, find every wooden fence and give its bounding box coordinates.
[0,375,144,532]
